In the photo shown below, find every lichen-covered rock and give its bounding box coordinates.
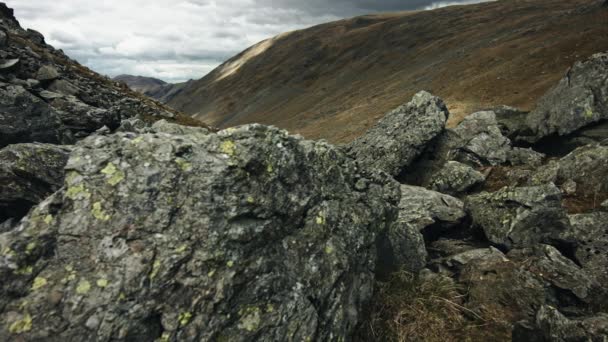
[521,52,608,143]
[0,84,70,147]
[377,185,465,275]
[348,91,448,176]
[466,184,570,250]
[0,143,70,223]
[513,305,608,341]
[460,245,606,325]
[428,161,485,196]
[0,124,399,341]
[492,105,530,139]
[507,148,545,167]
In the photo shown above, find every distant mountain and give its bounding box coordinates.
[162,0,608,143]
[113,74,167,94]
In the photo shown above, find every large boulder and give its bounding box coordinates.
[466,184,570,250]
[0,124,399,341]
[427,161,486,196]
[0,85,70,147]
[377,185,465,275]
[348,91,448,176]
[51,96,122,137]
[0,143,70,223]
[521,52,608,143]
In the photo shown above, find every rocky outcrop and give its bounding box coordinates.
[348,91,448,176]
[427,161,486,196]
[466,184,570,250]
[0,125,399,341]
[378,185,464,274]
[562,212,608,284]
[0,143,70,223]
[521,52,608,143]
[514,305,608,341]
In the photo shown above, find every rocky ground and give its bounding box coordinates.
[1,2,608,341]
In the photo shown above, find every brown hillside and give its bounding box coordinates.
[168,0,608,143]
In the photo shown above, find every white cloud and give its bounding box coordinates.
[5,0,491,83]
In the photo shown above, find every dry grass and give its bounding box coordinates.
[358,271,511,342]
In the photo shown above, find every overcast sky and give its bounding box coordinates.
[6,0,489,83]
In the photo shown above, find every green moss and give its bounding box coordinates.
[178,312,193,326]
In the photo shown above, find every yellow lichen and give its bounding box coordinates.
[226,260,235,268]
[266,163,274,173]
[66,183,90,200]
[150,260,161,279]
[101,162,125,186]
[238,306,261,332]
[174,245,188,253]
[207,269,216,277]
[178,312,193,326]
[76,279,91,294]
[316,212,326,225]
[157,332,171,342]
[266,304,274,313]
[96,278,109,288]
[8,313,32,334]
[25,242,37,253]
[43,214,53,225]
[31,277,47,290]
[16,266,33,275]
[324,245,334,255]
[246,196,255,204]
[92,202,111,221]
[174,158,192,171]
[131,136,144,144]
[220,140,236,156]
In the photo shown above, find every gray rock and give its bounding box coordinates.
[39,90,63,100]
[522,52,608,143]
[36,65,59,82]
[461,245,605,324]
[0,85,70,147]
[513,305,608,341]
[428,161,485,196]
[440,247,506,270]
[0,124,399,341]
[47,79,80,96]
[507,147,545,167]
[0,58,18,72]
[466,184,570,250]
[562,212,608,284]
[378,185,465,274]
[602,199,608,210]
[116,118,149,133]
[492,105,530,139]
[348,91,448,176]
[0,30,7,48]
[151,119,210,136]
[25,29,44,45]
[0,143,70,222]
[52,96,121,135]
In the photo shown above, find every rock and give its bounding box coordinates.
[116,118,148,133]
[25,29,45,45]
[52,96,122,135]
[562,212,608,284]
[460,245,605,325]
[427,161,485,196]
[348,91,448,176]
[492,105,530,139]
[151,119,210,136]
[377,185,465,275]
[0,58,18,72]
[0,85,70,147]
[521,52,608,143]
[0,143,70,222]
[39,90,63,100]
[513,305,608,341]
[47,79,80,96]
[0,30,7,48]
[466,184,570,250]
[602,199,608,210]
[36,65,59,82]
[560,179,577,196]
[450,111,512,167]
[506,147,545,167]
[0,125,399,341]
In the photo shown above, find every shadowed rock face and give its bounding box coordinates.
[0,124,399,341]
[0,143,70,223]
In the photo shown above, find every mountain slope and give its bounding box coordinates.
[113,74,167,94]
[166,0,608,143]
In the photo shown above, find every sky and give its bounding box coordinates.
[6,0,490,83]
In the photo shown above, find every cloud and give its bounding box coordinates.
[5,0,490,83]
